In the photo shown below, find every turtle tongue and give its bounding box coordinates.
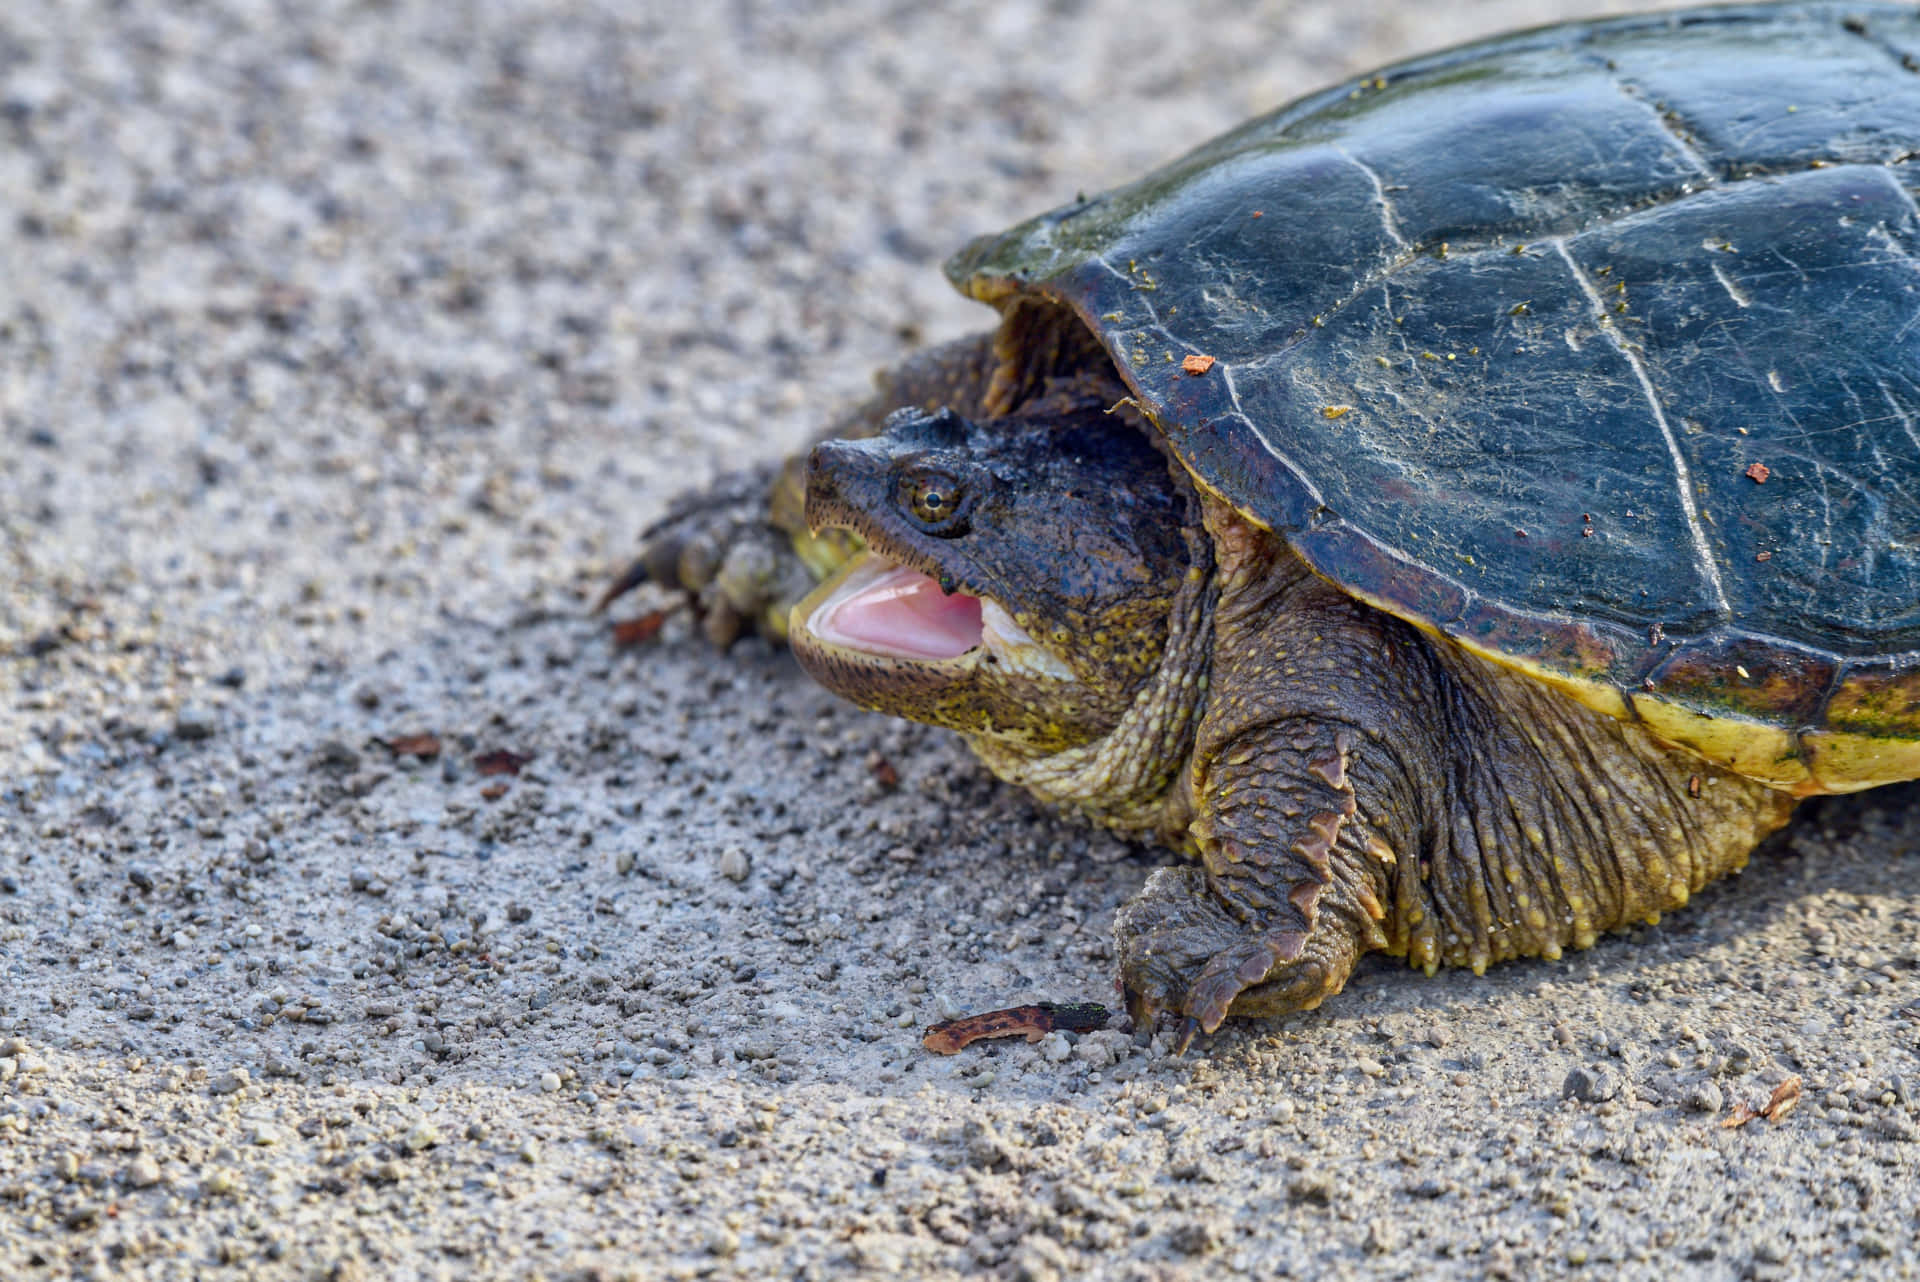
[807,554,984,660]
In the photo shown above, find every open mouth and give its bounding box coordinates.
[803,553,985,660]
[796,551,1075,680]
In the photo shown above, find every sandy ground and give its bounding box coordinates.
[2,1,1918,1278]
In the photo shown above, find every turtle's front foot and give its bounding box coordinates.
[1116,867,1357,1051]
[600,464,818,647]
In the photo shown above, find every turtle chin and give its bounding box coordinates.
[790,550,1095,748]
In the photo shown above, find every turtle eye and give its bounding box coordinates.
[899,466,973,536]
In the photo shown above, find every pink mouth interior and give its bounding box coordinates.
[812,559,984,660]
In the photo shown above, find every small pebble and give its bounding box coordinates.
[1563,1064,1622,1104]
[1170,1219,1223,1255]
[209,1068,251,1096]
[314,740,361,771]
[124,1154,162,1188]
[1685,1080,1724,1114]
[718,846,751,882]
[174,706,217,741]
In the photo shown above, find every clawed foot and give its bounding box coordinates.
[1116,867,1350,1053]
[599,466,818,647]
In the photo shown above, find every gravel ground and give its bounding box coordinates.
[2,1,1918,1279]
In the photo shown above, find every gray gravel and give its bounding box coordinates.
[3,1,1918,1279]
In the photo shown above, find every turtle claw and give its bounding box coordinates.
[1117,866,1352,1040]
[1173,1016,1202,1057]
[593,558,652,615]
[602,464,813,644]
[1181,929,1318,1028]
[602,467,771,604]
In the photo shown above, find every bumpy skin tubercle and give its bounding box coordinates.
[1116,497,1796,1040]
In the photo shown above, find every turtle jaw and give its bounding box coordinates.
[791,548,1077,696]
[789,551,989,706]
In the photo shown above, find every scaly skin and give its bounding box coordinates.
[1114,496,1796,1043]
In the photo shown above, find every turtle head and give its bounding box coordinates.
[790,404,1197,754]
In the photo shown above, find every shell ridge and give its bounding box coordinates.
[1798,640,1856,768]
[1549,236,1733,621]
[1090,252,1192,363]
[1081,254,1335,522]
[1884,171,1920,235]
[1328,145,1411,252]
[1596,68,1720,183]
[1217,364,1330,520]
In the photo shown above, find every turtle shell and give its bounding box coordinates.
[950,2,1920,796]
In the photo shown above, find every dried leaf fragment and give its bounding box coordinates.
[1761,1075,1802,1122]
[1181,353,1215,376]
[1745,462,1771,484]
[384,733,442,759]
[474,749,531,777]
[612,610,670,647]
[922,1002,1109,1055]
[1719,1074,1802,1128]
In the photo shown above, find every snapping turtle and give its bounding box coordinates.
[613,2,1920,1047]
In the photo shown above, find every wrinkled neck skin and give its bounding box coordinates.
[966,534,1216,848]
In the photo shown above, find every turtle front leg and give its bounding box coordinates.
[597,462,823,646]
[1117,719,1394,1047]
